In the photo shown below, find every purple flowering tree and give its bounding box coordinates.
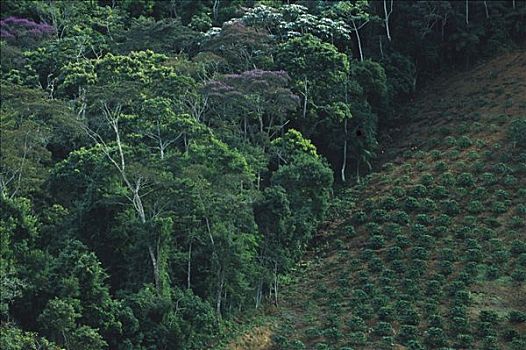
[0,16,54,44]
[205,69,299,145]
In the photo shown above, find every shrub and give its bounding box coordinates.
[493,162,512,174]
[420,198,437,212]
[404,197,420,212]
[440,200,460,215]
[457,136,472,149]
[289,340,306,350]
[467,150,480,160]
[395,234,410,248]
[439,248,455,261]
[484,216,501,228]
[508,118,526,148]
[407,259,427,278]
[511,338,526,350]
[396,307,420,326]
[410,246,428,260]
[492,249,509,264]
[374,322,394,337]
[415,161,427,171]
[352,210,367,225]
[445,136,456,147]
[424,327,448,347]
[409,184,428,197]
[378,306,393,321]
[368,235,385,250]
[434,161,448,172]
[425,280,442,297]
[467,201,484,214]
[431,225,448,237]
[479,310,499,324]
[305,327,322,338]
[407,340,424,350]
[368,256,384,273]
[454,290,472,306]
[363,198,377,211]
[481,172,498,186]
[429,185,448,199]
[479,227,496,240]
[516,204,526,215]
[386,246,403,261]
[456,173,475,187]
[371,209,390,223]
[420,173,434,186]
[360,251,374,264]
[485,266,499,280]
[511,268,526,282]
[495,189,510,200]
[447,149,460,160]
[471,161,485,174]
[510,240,526,256]
[397,325,419,345]
[364,222,382,235]
[440,172,456,186]
[411,223,427,237]
[491,201,507,214]
[415,214,432,226]
[455,334,474,348]
[438,261,454,276]
[383,223,402,238]
[450,316,470,335]
[510,215,525,228]
[345,225,356,237]
[314,343,329,350]
[509,310,526,323]
[390,210,410,225]
[504,175,518,186]
[462,215,478,226]
[434,214,452,227]
[354,301,375,319]
[392,186,406,198]
[349,332,367,345]
[430,150,442,160]
[478,322,497,337]
[381,196,397,210]
[323,327,342,342]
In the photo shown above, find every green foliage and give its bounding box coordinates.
[1,1,524,349]
[508,118,526,148]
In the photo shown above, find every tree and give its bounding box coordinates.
[276,34,349,131]
[201,21,272,72]
[383,0,394,42]
[330,0,376,61]
[38,297,81,347]
[205,69,299,145]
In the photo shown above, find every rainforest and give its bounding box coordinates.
[0,1,525,349]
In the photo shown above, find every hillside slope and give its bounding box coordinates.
[227,51,526,350]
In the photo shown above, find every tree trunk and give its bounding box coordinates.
[352,20,364,61]
[465,0,469,25]
[255,278,263,309]
[383,0,393,42]
[148,245,161,293]
[216,269,224,316]
[273,261,278,306]
[212,0,220,21]
[483,1,489,19]
[341,119,348,182]
[187,241,192,289]
[302,79,308,119]
[356,158,361,184]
